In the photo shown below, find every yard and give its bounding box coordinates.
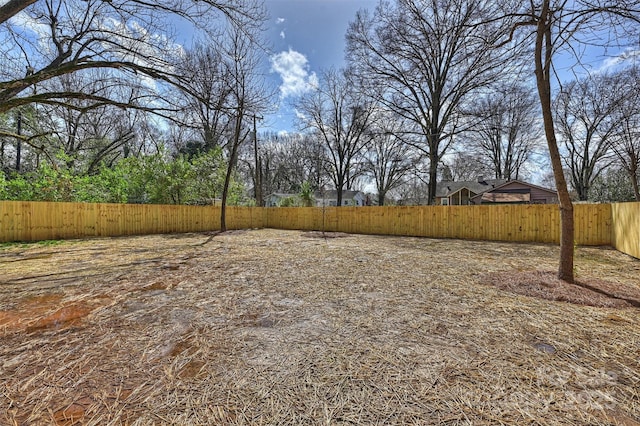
[1,229,639,425]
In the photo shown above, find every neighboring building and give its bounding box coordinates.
[265,193,296,207]
[265,190,367,207]
[314,190,367,207]
[470,180,558,205]
[435,176,506,205]
[435,176,558,205]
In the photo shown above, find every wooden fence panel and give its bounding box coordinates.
[0,201,634,252]
[0,201,224,241]
[611,202,640,259]
[574,204,612,246]
[264,207,309,230]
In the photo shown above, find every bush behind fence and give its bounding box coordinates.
[0,201,638,259]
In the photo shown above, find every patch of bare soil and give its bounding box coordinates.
[1,229,639,425]
[481,270,640,308]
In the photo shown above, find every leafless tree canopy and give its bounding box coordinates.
[441,151,493,183]
[0,0,265,116]
[609,66,640,201]
[555,72,628,201]
[295,68,374,207]
[464,83,542,181]
[364,113,420,206]
[346,0,523,204]
[236,132,329,201]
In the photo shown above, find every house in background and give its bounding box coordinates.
[435,176,558,205]
[470,180,558,204]
[435,177,506,205]
[265,190,367,207]
[315,190,367,207]
[265,193,296,207]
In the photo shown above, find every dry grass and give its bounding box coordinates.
[1,229,639,425]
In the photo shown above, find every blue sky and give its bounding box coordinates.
[259,1,640,136]
[262,0,376,134]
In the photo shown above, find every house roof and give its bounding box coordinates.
[436,178,506,197]
[487,179,557,195]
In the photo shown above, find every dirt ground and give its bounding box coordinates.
[1,228,639,425]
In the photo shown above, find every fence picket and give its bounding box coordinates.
[1,201,638,258]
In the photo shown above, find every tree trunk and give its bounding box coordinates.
[0,0,38,24]
[629,163,640,201]
[336,186,343,206]
[15,110,22,172]
[534,0,574,283]
[427,149,439,205]
[378,190,385,206]
[631,175,640,201]
[253,116,263,207]
[221,115,243,232]
[220,149,235,232]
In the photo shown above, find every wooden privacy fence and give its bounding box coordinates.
[0,200,638,258]
[611,202,640,259]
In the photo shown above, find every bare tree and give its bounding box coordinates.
[555,72,627,201]
[346,0,522,204]
[32,69,148,172]
[501,0,640,282]
[610,66,640,201]
[391,166,431,205]
[295,68,373,207]
[0,0,263,115]
[466,83,542,180]
[365,114,420,205]
[238,131,329,198]
[239,131,275,202]
[217,24,271,231]
[174,43,234,153]
[441,151,492,182]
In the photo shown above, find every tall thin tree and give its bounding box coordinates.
[500,0,640,282]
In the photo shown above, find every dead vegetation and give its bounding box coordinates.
[0,229,639,425]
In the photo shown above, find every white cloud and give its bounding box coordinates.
[276,17,285,24]
[9,11,50,41]
[270,49,318,98]
[294,108,306,121]
[280,30,285,39]
[599,48,640,72]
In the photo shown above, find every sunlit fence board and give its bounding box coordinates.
[1,201,636,257]
[0,201,220,241]
[611,202,640,259]
[574,203,612,246]
[299,203,606,245]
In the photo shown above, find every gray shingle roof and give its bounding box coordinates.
[436,179,507,197]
